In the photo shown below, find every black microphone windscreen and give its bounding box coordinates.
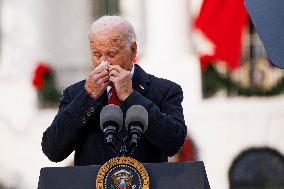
[100,104,123,131]
[125,105,148,132]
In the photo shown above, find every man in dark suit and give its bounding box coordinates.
[41,16,187,166]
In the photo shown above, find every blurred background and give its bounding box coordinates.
[1,0,284,188]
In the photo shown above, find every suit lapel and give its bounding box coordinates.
[132,64,150,95]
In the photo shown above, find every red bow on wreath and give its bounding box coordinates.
[32,63,50,89]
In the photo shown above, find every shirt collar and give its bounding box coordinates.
[130,64,135,77]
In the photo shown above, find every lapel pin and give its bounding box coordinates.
[139,85,144,90]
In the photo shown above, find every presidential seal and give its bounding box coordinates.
[96,157,149,189]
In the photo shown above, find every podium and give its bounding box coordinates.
[38,161,210,189]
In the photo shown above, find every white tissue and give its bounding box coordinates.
[99,60,109,70]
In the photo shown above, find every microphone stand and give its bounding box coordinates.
[129,144,137,156]
[119,136,129,157]
[108,135,138,157]
[106,136,130,157]
[119,136,138,157]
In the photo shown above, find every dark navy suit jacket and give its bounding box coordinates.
[42,65,187,166]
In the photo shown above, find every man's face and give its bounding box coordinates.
[89,27,135,71]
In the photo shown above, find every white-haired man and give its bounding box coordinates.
[42,16,187,166]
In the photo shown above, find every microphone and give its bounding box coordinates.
[125,105,148,154]
[100,104,123,154]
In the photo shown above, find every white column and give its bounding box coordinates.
[0,0,44,77]
[141,0,202,115]
[0,0,41,131]
[0,0,94,85]
[0,0,94,126]
[0,2,94,188]
[119,0,146,56]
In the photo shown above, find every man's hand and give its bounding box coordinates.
[109,65,133,101]
[85,66,109,100]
